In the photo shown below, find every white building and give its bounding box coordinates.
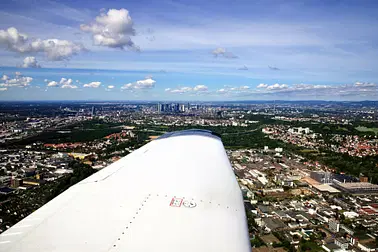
[275,148,283,153]
[288,127,311,135]
[343,211,359,219]
[249,170,268,185]
[329,218,340,233]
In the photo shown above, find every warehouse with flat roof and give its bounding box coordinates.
[313,184,340,194]
[332,181,378,194]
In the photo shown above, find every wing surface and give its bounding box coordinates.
[0,129,251,252]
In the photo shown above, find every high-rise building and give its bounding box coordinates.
[157,103,190,113]
[175,104,179,112]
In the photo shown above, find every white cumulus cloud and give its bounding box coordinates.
[61,84,78,89]
[255,83,341,95]
[121,83,134,90]
[291,84,331,90]
[30,39,86,61]
[83,81,101,88]
[0,72,33,88]
[60,78,78,89]
[217,88,227,93]
[166,85,209,94]
[214,81,377,98]
[193,85,208,92]
[105,85,115,91]
[21,56,40,68]
[212,47,225,55]
[212,47,238,59]
[135,78,155,89]
[47,81,58,87]
[60,78,73,85]
[0,27,28,52]
[45,78,78,89]
[121,77,156,90]
[216,85,251,95]
[354,82,377,87]
[266,83,288,90]
[0,27,86,61]
[169,87,193,94]
[80,8,139,51]
[257,83,268,88]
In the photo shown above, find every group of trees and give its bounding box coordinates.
[45,160,97,201]
[3,119,127,148]
[0,160,96,230]
[154,123,377,182]
[300,149,378,183]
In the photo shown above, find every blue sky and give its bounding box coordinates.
[0,0,377,101]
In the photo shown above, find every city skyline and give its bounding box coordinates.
[1,0,378,101]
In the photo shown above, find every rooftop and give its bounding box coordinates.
[0,187,15,194]
[301,177,320,186]
[336,182,378,189]
[313,184,340,193]
[323,243,341,250]
[253,247,287,252]
[263,218,287,231]
[260,234,280,245]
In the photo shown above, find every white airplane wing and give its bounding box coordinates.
[0,129,251,252]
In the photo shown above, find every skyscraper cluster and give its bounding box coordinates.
[157,103,191,113]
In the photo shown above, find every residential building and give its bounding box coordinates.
[329,218,340,233]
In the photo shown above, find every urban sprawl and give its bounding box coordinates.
[0,100,378,252]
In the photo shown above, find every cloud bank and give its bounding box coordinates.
[0,27,86,61]
[0,72,33,89]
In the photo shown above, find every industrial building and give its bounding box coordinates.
[332,181,378,195]
[310,171,332,184]
[310,171,358,184]
[313,184,340,194]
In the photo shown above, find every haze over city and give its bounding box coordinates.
[0,0,378,101]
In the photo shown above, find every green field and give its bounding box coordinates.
[355,126,378,134]
[337,126,349,131]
